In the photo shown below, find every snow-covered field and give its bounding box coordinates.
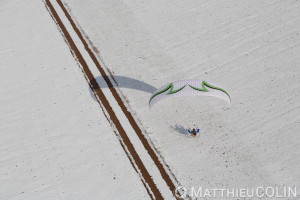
[1,0,300,199]
[0,1,151,199]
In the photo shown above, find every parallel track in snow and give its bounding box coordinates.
[44,0,182,199]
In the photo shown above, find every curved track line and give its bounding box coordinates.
[55,1,180,198]
[44,1,163,199]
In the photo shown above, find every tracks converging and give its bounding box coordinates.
[44,0,181,199]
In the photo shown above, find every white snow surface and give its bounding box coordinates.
[64,0,300,194]
[0,0,150,199]
[1,0,300,199]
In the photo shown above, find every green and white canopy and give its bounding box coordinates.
[149,79,231,109]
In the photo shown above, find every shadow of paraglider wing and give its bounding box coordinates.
[88,75,157,101]
[110,75,157,94]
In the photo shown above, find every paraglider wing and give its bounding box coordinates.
[149,79,230,109]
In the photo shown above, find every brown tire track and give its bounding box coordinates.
[55,0,180,198]
[44,0,163,199]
